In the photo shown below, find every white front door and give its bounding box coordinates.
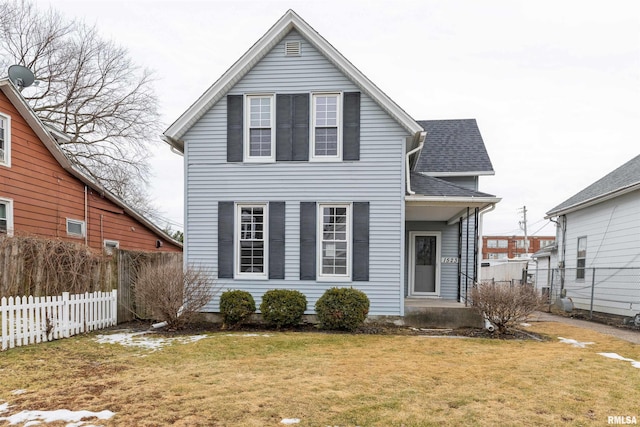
[409,231,441,296]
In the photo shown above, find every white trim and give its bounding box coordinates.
[0,197,14,237]
[234,202,269,280]
[162,10,423,150]
[0,112,11,168]
[244,94,276,162]
[421,171,495,177]
[316,202,352,281]
[310,92,342,162]
[408,231,441,297]
[66,218,86,238]
[545,183,640,218]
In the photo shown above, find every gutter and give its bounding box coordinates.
[405,131,427,195]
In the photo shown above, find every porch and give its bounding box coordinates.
[403,298,483,329]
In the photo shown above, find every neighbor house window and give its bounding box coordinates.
[576,236,587,280]
[66,218,85,238]
[312,93,341,160]
[318,203,350,278]
[0,113,10,167]
[0,198,14,236]
[104,239,119,255]
[236,204,267,277]
[245,95,275,161]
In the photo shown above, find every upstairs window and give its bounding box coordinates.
[245,95,275,161]
[0,113,10,167]
[0,198,13,236]
[312,93,341,161]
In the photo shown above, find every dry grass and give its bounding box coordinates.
[1,321,639,426]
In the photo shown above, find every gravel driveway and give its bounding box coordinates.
[530,311,640,344]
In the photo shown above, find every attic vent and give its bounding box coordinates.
[284,41,301,56]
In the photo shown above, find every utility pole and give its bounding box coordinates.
[518,206,529,254]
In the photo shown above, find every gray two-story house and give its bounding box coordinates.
[162,10,499,323]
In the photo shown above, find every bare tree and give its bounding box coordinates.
[0,0,159,211]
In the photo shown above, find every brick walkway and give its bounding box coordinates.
[529,311,640,344]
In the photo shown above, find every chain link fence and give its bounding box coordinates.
[530,266,640,319]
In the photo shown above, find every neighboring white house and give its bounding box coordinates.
[545,154,640,317]
[161,10,500,319]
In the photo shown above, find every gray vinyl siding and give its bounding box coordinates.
[405,222,460,300]
[183,30,408,316]
[439,176,478,191]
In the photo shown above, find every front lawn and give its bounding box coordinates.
[1,322,638,426]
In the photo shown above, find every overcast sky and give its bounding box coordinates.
[38,0,640,237]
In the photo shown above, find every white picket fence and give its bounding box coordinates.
[1,290,117,351]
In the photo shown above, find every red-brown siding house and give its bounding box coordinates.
[0,78,182,253]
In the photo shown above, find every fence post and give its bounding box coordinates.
[549,269,554,312]
[62,292,70,338]
[590,268,596,320]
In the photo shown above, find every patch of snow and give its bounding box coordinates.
[598,352,640,369]
[281,419,300,424]
[520,323,531,327]
[0,408,114,426]
[94,331,208,351]
[10,390,26,395]
[558,337,594,348]
[0,402,9,414]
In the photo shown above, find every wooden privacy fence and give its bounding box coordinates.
[1,290,117,351]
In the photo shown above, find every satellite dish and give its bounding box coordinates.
[8,65,35,90]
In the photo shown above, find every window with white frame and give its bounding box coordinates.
[487,239,498,248]
[540,239,554,248]
[0,113,10,166]
[66,218,85,238]
[0,198,13,236]
[245,95,275,161]
[236,204,267,276]
[318,204,350,278]
[576,236,587,280]
[312,93,341,160]
[104,239,119,255]
[497,240,508,248]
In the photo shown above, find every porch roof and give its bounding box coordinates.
[406,173,500,224]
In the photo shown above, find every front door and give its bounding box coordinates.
[409,232,441,296]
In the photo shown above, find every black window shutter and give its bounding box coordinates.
[269,202,285,279]
[299,202,316,280]
[352,202,369,281]
[292,94,309,161]
[218,201,235,278]
[276,93,309,161]
[276,95,293,161]
[227,95,243,162]
[343,92,361,161]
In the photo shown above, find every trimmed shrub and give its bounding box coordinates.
[219,290,256,328]
[259,289,307,328]
[315,287,370,331]
[470,282,541,334]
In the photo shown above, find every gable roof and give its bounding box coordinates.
[0,78,182,249]
[546,154,640,217]
[409,172,495,198]
[415,119,494,176]
[162,9,423,152]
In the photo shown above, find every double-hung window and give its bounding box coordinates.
[245,95,275,161]
[576,236,587,280]
[0,113,10,167]
[312,93,341,160]
[318,203,350,278]
[236,204,268,277]
[0,198,13,236]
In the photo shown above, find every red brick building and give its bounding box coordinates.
[482,235,554,260]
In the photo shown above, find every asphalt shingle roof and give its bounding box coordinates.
[415,119,494,175]
[547,154,640,215]
[409,172,496,198]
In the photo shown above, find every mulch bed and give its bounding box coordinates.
[106,319,549,341]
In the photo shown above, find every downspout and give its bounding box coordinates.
[84,185,88,246]
[405,131,426,195]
